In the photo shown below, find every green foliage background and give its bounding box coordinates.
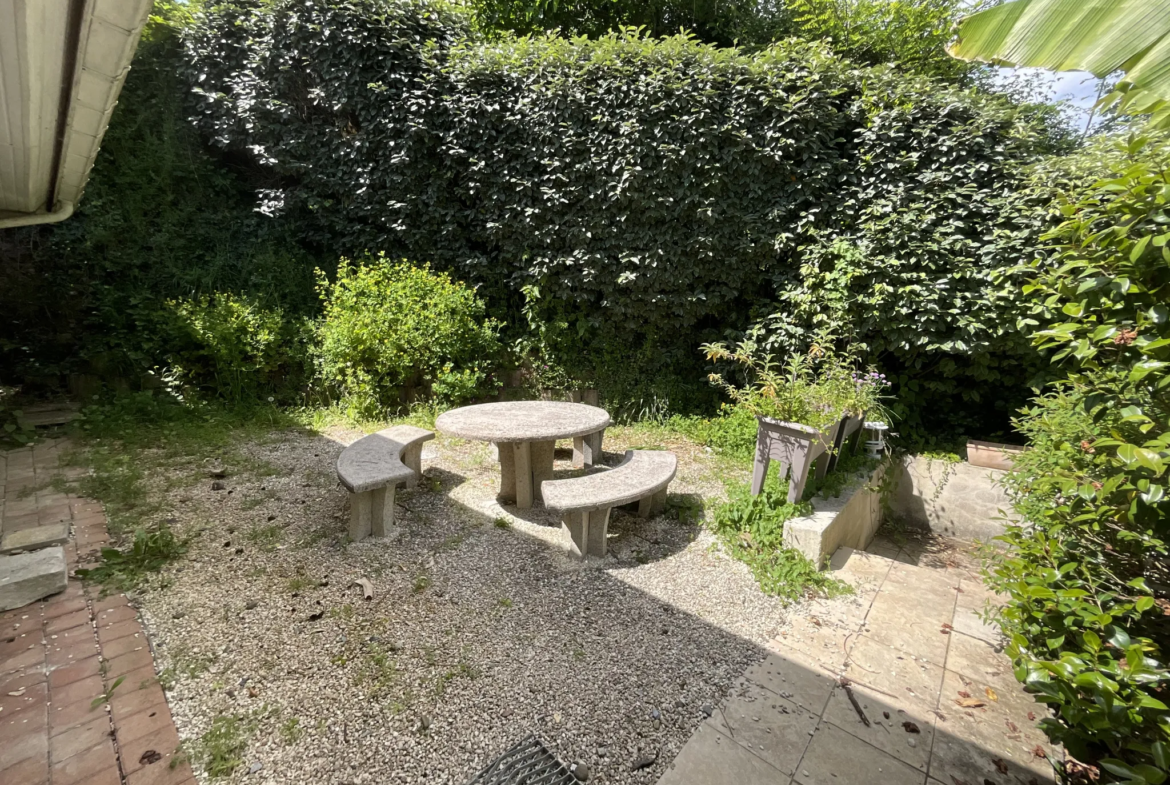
[0,0,1091,445]
[0,11,319,396]
[993,137,1170,782]
[312,254,502,417]
[155,0,1077,441]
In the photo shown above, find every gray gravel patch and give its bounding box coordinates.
[126,424,796,784]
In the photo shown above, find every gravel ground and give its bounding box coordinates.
[123,424,796,785]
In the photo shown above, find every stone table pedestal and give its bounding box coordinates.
[436,401,611,509]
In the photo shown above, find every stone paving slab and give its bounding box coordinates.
[657,535,1060,785]
[0,440,191,785]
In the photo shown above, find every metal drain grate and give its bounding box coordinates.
[466,735,575,785]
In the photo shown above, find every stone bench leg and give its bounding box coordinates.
[349,486,396,541]
[370,486,397,538]
[562,507,612,558]
[636,488,669,518]
[350,491,371,541]
[402,444,423,489]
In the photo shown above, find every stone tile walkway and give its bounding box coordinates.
[658,534,1059,785]
[1,440,190,785]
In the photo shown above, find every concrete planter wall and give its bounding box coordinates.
[783,462,887,568]
[966,440,1025,471]
[888,455,1015,543]
[785,454,1017,569]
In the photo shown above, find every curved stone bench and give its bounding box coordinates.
[541,449,677,559]
[336,425,434,541]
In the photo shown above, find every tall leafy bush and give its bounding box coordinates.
[164,295,305,403]
[993,136,1170,782]
[0,7,318,392]
[312,254,501,417]
[748,73,1073,441]
[182,1,1066,436]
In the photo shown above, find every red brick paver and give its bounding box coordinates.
[1,440,186,784]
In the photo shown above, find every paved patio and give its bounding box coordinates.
[657,535,1058,785]
[1,440,189,785]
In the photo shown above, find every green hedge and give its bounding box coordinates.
[181,0,1070,437]
[993,136,1170,784]
[0,14,318,394]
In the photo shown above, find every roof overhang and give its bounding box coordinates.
[0,0,152,227]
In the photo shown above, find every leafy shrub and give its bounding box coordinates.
[0,7,320,393]
[668,405,760,462]
[165,295,305,402]
[312,255,501,417]
[703,339,893,433]
[992,136,1170,783]
[711,481,851,602]
[182,3,1067,439]
[745,72,1077,445]
[0,387,34,447]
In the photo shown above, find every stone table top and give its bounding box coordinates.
[435,401,610,443]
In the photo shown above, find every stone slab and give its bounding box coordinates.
[542,450,676,513]
[435,401,610,443]
[0,546,67,611]
[742,652,837,715]
[796,723,926,785]
[656,724,789,785]
[822,682,934,771]
[1,523,70,554]
[705,688,818,775]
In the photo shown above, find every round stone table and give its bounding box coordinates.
[435,401,611,508]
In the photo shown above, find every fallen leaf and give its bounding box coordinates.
[955,697,986,708]
[941,623,954,632]
[354,578,374,601]
[810,617,822,627]
[248,687,259,698]
[1031,745,1047,759]
[1027,711,1036,721]
[902,721,921,734]
[985,687,998,702]
[993,757,1009,775]
[958,690,972,699]
[883,711,890,720]
[1006,720,1019,733]
[139,750,162,765]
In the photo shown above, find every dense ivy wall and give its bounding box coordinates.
[0,18,317,391]
[180,0,1069,437]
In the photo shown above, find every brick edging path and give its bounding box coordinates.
[2,440,191,785]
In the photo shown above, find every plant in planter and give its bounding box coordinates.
[828,369,893,469]
[703,341,849,503]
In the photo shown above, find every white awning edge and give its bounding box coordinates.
[0,0,153,228]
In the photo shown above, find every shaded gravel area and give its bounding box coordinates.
[124,425,793,784]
